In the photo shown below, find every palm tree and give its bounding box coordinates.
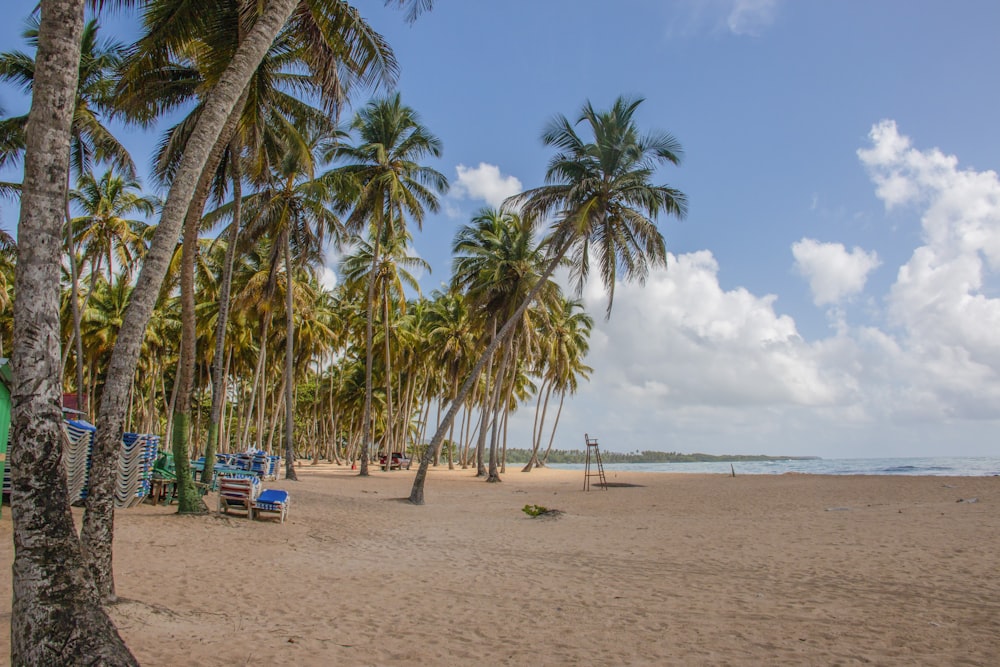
[340,228,429,468]
[409,96,687,504]
[236,120,346,480]
[525,298,592,471]
[451,207,559,481]
[84,0,430,602]
[71,170,157,284]
[327,93,448,475]
[1,16,135,418]
[8,0,136,660]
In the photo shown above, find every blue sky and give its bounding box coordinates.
[3,1,1000,458]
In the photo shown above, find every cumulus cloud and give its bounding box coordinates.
[860,121,1000,371]
[581,250,840,409]
[451,163,522,209]
[792,238,880,306]
[512,121,1000,458]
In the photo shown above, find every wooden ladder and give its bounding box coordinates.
[583,433,607,491]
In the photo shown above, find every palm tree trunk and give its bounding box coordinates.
[487,332,514,483]
[381,288,395,470]
[65,200,86,415]
[283,231,298,480]
[541,390,568,466]
[409,233,578,504]
[523,380,553,472]
[360,212,384,477]
[169,184,208,513]
[81,0,301,600]
[242,312,271,447]
[204,151,242,487]
[10,0,136,661]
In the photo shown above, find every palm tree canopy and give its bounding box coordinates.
[506,95,688,317]
[326,92,449,238]
[0,17,134,177]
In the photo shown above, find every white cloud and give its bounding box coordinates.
[792,238,880,306]
[727,0,779,36]
[665,0,780,38]
[506,121,1000,459]
[451,163,522,209]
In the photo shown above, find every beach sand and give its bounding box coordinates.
[0,465,998,665]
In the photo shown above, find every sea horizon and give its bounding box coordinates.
[547,456,1000,477]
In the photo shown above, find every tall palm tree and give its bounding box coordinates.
[525,297,592,471]
[1,16,135,418]
[341,228,429,467]
[8,0,136,660]
[451,207,559,481]
[237,120,346,479]
[327,93,448,475]
[84,0,430,602]
[71,170,157,284]
[410,96,687,504]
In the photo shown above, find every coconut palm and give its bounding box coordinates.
[71,170,157,282]
[1,16,135,419]
[451,207,559,481]
[410,96,687,504]
[340,228,429,467]
[8,0,136,660]
[84,0,428,602]
[525,298,592,471]
[236,119,346,479]
[327,93,448,475]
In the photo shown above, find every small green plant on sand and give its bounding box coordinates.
[522,504,548,517]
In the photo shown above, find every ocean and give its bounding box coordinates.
[547,457,1000,477]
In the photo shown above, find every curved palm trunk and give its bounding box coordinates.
[486,333,514,483]
[409,234,577,504]
[523,379,553,472]
[10,0,137,661]
[541,390,568,466]
[81,0,301,601]
[204,147,243,488]
[283,231,298,480]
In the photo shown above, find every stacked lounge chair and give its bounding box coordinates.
[217,473,261,517]
[64,419,96,504]
[1,421,161,508]
[116,433,160,508]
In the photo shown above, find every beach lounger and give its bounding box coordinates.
[252,489,289,523]
[217,474,260,517]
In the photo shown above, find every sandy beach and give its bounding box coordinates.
[1,465,998,665]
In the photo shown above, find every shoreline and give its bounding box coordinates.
[1,465,998,665]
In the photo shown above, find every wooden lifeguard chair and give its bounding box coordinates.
[583,433,607,491]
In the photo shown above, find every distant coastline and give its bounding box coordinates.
[504,449,820,464]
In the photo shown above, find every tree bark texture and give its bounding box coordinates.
[10,0,137,663]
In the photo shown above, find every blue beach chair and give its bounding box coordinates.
[252,489,290,523]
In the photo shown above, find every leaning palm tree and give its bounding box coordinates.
[84,0,431,604]
[451,207,559,481]
[409,95,687,504]
[327,93,448,475]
